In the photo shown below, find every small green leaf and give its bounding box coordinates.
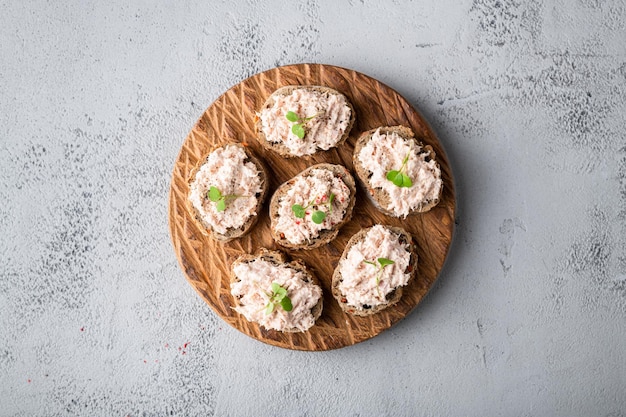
[327,193,335,214]
[402,174,412,188]
[264,282,292,313]
[377,258,395,267]
[292,204,306,218]
[216,199,226,212]
[311,210,326,224]
[292,123,305,139]
[275,288,287,300]
[363,260,376,266]
[387,149,414,188]
[392,173,404,187]
[280,297,293,312]
[386,170,399,181]
[208,186,222,202]
[285,111,299,122]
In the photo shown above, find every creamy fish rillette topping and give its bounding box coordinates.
[189,145,263,235]
[259,89,352,156]
[358,129,442,217]
[274,168,351,245]
[231,258,322,332]
[338,225,411,307]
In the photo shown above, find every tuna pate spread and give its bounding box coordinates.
[231,258,322,332]
[189,145,263,235]
[337,225,411,308]
[358,128,442,217]
[273,168,351,245]
[259,88,352,156]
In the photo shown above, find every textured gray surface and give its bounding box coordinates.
[1,0,626,415]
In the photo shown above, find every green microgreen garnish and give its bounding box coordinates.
[311,210,327,224]
[363,257,396,297]
[264,282,293,315]
[285,110,322,139]
[207,186,248,212]
[291,193,335,225]
[386,149,413,188]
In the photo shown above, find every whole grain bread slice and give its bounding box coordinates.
[230,249,323,333]
[255,85,356,158]
[353,125,442,217]
[187,143,268,242]
[331,225,418,316]
[269,163,357,250]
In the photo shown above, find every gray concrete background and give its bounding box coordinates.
[1,0,625,415]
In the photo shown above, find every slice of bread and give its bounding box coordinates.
[331,225,417,316]
[187,143,268,242]
[269,163,357,250]
[230,249,323,333]
[255,85,356,157]
[353,125,442,217]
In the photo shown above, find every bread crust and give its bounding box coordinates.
[353,125,442,217]
[269,163,357,250]
[331,225,418,316]
[187,143,269,242]
[230,249,323,332]
[255,85,356,158]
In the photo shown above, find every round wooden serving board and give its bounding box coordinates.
[168,64,455,351]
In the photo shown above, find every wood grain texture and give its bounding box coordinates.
[168,64,456,351]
